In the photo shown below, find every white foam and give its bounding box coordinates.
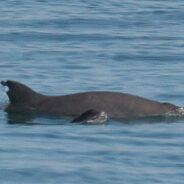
[0,85,9,104]
[85,111,107,124]
[166,107,184,116]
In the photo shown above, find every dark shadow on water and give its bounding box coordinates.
[7,112,35,125]
[6,111,70,126]
[5,111,184,126]
[114,115,184,124]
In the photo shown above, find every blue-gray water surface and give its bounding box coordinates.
[1,1,184,183]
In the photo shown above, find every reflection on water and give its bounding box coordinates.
[5,109,184,126]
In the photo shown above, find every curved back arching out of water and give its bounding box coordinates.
[1,80,183,123]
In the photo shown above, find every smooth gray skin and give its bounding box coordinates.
[1,80,178,119]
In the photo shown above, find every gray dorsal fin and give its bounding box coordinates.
[1,80,44,105]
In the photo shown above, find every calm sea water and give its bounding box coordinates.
[1,0,184,183]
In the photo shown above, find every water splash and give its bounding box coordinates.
[0,85,9,108]
[166,107,184,116]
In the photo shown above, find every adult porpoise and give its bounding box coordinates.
[1,80,182,123]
